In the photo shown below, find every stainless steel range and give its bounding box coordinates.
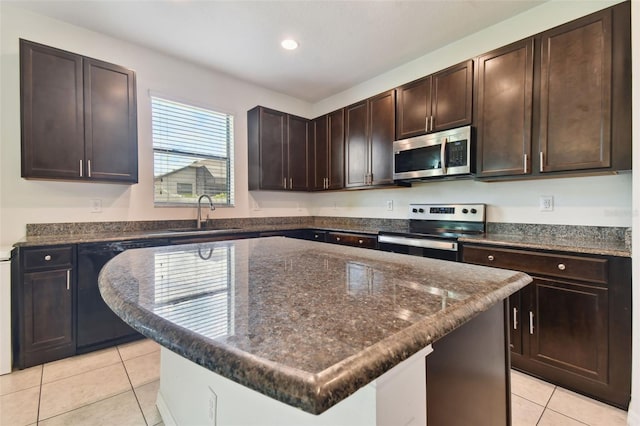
[378,203,486,261]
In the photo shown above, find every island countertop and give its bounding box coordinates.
[99,236,531,415]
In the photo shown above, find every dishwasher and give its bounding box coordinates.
[77,239,168,353]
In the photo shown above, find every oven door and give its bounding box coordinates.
[377,234,459,261]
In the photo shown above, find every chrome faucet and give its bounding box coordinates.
[197,194,215,229]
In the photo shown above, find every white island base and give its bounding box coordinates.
[156,345,433,426]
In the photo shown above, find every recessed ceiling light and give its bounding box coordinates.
[281,39,299,50]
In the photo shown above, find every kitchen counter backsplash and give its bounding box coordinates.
[22,217,629,255]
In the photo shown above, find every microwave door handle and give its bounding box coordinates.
[440,137,447,174]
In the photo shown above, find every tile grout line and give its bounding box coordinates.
[36,365,43,425]
[535,386,556,426]
[118,345,151,426]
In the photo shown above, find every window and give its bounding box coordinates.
[151,95,234,205]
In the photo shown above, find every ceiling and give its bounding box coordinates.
[8,0,547,103]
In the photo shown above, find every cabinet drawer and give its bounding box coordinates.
[23,246,74,270]
[462,245,608,285]
[327,233,377,249]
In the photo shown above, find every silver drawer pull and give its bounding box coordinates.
[513,307,518,330]
[558,263,566,271]
[66,270,70,290]
[44,255,52,261]
[529,311,534,335]
[487,255,494,261]
[358,239,363,244]
[336,237,341,241]
[314,235,319,239]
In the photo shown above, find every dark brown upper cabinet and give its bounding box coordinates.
[248,106,309,191]
[345,90,395,188]
[395,60,473,140]
[20,39,138,183]
[537,2,630,174]
[475,39,534,178]
[310,109,344,191]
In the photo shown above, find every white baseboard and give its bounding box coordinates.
[627,407,640,426]
[156,388,178,426]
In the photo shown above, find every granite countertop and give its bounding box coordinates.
[99,236,531,415]
[460,233,630,257]
[14,218,630,257]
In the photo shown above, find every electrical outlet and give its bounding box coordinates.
[90,199,102,213]
[539,196,553,212]
[386,200,393,211]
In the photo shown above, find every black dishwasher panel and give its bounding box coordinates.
[76,240,168,352]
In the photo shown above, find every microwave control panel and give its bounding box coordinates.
[447,140,468,167]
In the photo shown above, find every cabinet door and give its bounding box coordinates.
[528,277,608,383]
[287,115,309,190]
[539,9,612,172]
[84,58,138,182]
[311,116,328,191]
[432,60,473,131]
[345,101,369,187]
[20,40,84,180]
[395,76,431,140]
[369,90,395,186]
[23,269,74,357]
[328,109,345,189]
[259,108,287,190]
[476,39,534,177]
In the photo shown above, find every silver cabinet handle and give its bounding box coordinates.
[425,117,429,132]
[87,159,92,177]
[558,263,566,271]
[529,311,534,334]
[523,154,528,174]
[487,255,494,261]
[540,151,544,172]
[79,160,83,177]
[513,307,518,330]
[358,239,363,244]
[314,234,319,239]
[66,270,70,291]
[283,177,287,189]
[336,237,341,241]
[430,116,434,131]
[44,255,52,261]
[289,178,292,189]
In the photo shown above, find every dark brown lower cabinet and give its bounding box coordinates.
[427,300,510,426]
[462,244,631,409]
[13,246,76,368]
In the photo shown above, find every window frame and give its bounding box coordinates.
[150,92,235,207]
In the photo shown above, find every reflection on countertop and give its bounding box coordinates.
[99,236,531,414]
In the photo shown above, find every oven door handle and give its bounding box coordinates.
[378,235,458,251]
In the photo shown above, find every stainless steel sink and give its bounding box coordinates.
[164,227,241,233]
[146,227,241,235]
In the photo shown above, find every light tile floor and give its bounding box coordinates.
[0,339,630,425]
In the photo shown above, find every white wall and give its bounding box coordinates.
[308,0,631,228]
[0,4,313,247]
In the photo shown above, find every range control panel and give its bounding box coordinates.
[409,204,486,222]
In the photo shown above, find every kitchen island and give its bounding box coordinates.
[99,237,531,425]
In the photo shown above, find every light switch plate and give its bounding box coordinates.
[90,199,102,213]
[386,200,393,211]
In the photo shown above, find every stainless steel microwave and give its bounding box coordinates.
[393,126,473,181]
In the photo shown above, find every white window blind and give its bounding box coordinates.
[151,96,234,205]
